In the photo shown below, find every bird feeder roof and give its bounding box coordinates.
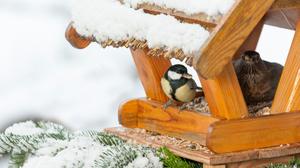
[66,0,300,79]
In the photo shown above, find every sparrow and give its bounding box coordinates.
[161,64,203,109]
[234,50,283,105]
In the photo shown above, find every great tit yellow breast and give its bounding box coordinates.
[174,82,196,103]
[161,77,173,99]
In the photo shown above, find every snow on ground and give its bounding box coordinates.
[124,0,236,16]
[72,0,210,55]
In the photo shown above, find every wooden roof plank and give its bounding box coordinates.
[135,3,218,29]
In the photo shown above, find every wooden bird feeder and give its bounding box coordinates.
[66,0,300,166]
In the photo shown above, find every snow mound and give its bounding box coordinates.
[5,121,43,136]
[71,0,210,55]
[124,0,236,16]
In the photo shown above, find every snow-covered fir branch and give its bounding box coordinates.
[0,121,202,168]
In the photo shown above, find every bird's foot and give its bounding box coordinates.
[179,103,189,111]
[163,100,173,110]
[193,97,202,104]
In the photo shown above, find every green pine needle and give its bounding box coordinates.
[268,157,300,168]
[157,147,202,168]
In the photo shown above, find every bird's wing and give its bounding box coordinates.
[187,79,201,90]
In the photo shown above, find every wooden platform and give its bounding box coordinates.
[105,127,300,167]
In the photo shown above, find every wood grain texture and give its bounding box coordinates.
[227,155,295,168]
[207,111,300,153]
[194,0,275,79]
[271,0,300,10]
[131,49,171,102]
[106,127,300,165]
[271,21,300,113]
[137,3,217,29]
[203,165,225,168]
[118,98,219,145]
[199,63,248,119]
[233,20,264,60]
[65,23,92,49]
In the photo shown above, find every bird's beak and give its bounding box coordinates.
[182,73,192,79]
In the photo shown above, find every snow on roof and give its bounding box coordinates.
[123,0,236,16]
[71,0,210,56]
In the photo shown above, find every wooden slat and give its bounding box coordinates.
[271,0,300,10]
[106,127,300,165]
[271,21,300,113]
[265,8,300,30]
[118,98,219,145]
[199,63,248,119]
[194,0,275,79]
[233,20,264,60]
[65,23,92,49]
[131,49,170,102]
[207,111,300,153]
[227,155,295,168]
[137,3,218,29]
[203,165,225,168]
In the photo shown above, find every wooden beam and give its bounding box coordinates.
[265,8,300,30]
[131,49,171,102]
[199,63,248,119]
[207,111,300,153]
[271,0,300,10]
[233,20,264,60]
[227,155,295,168]
[118,98,219,145]
[106,127,300,165]
[65,23,92,49]
[271,21,300,113]
[194,0,275,79]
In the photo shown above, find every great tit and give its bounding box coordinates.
[161,64,202,109]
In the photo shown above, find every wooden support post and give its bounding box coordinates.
[195,0,275,79]
[233,20,264,60]
[271,21,300,113]
[199,63,248,119]
[131,49,171,102]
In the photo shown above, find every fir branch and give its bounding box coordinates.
[158,147,202,168]
[95,145,138,168]
[268,157,300,168]
[78,131,125,146]
[8,149,28,168]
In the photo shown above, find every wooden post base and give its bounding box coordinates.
[106,127,300,168]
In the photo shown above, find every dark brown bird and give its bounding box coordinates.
[234,51,283,105]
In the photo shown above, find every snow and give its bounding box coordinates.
[72,0,210,55]
[125,153,163,168]
[22,137,108,168]
[124,0,236,16]
[5,121,43,136]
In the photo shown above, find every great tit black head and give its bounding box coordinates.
[242,50,262,64]
[161,64,200,107]
[165,64,192,81]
